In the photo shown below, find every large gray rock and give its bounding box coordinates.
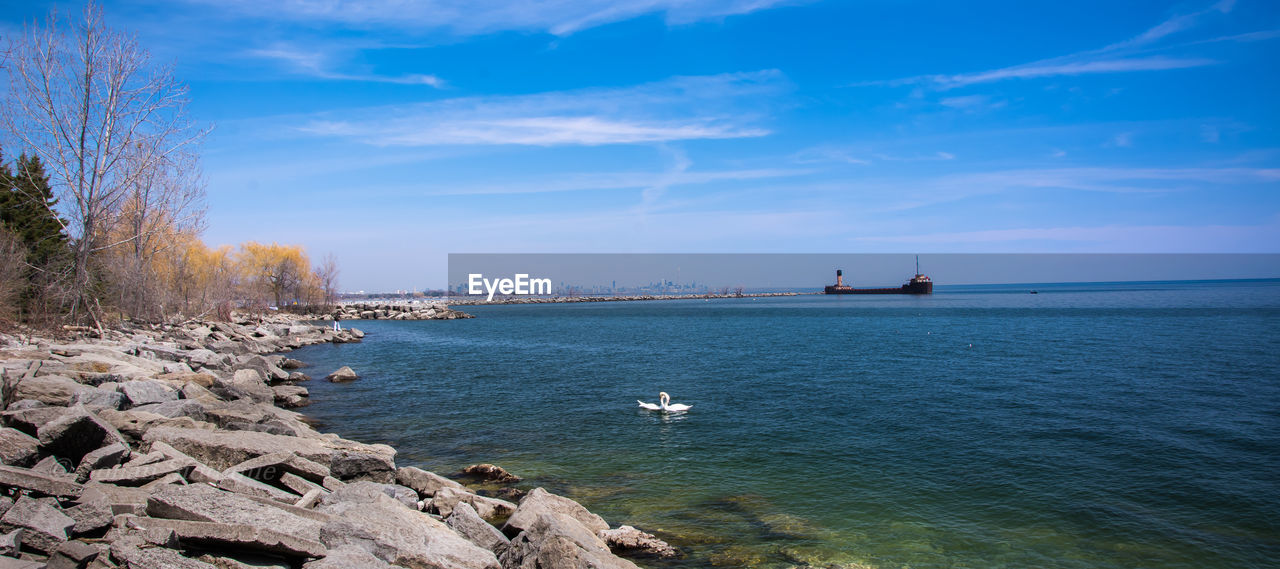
[68,388,126,411]
[322,481,418,511]
[0,496,73,553]
[447,501,510,557]
[503,512,640,569]
[147,484,329,544]
[212,370,274,404]
[318,492,500,569]
[143,426,335,470]
[36,409,128,466]
[0,428,39,467]
[73,441,130,483]
[503,488,609,535]
[324,366,358,382]
[46,538,100,568]
[130,399,207,422]
[237,356,289,383]
[0,465,83,499]
[396,466,465,497]
[63,501,113,535]
[329,448,396,483]
[109,535,220,569]
[186,348,228,370]
[431,486,516,522]
[1,406,70,437]
[116,515,325,558]
[271,385,309,408]
[13,375,88,406]
[79,482,152,516]
[215,471,301,503]
[118,380,179,407]
[301,546,394,569]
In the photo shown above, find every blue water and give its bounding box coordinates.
[291,280,1280,569]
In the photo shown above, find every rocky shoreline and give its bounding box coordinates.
[0,316,673,568]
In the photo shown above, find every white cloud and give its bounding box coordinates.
[186,0,802,36]
[294,70,786,146]
[248,46,444,86]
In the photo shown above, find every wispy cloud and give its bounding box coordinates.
[861,1,1241,89]
[248,46,444,86]
[853,220,1280,252]
[295,70,787,146]
[185,0,802,36]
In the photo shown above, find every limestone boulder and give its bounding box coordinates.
[0,428,39,467]
[118,380,179,407]
[68,388,126,411]
[0,496,73,553]
[14,375,88,406]
[302,546,394,569]
[503,488,609,536]
[502,512,639,569]
[447,501,510,557]
[147,484,330,544]
[431,486,516,522]
[318,491,500,569]
[36,408,128,466]
[324,366,358,382]
[599,525,679,558]
[397,466,466,497]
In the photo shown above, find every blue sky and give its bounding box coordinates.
[2,0,1278,290]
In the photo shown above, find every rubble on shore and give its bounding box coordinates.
[0,315,674,568]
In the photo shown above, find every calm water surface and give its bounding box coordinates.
[291,280,1280,569]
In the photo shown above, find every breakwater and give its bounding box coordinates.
[0,316,672,567]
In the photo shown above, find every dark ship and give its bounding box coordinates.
[824,258,933,295]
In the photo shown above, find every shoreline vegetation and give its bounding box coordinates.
[0,313,677,568]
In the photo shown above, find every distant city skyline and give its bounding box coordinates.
[2,1,1277,290]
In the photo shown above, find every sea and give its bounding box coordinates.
[289,279,1280,569]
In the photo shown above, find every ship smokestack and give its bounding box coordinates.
[836,269,843,287]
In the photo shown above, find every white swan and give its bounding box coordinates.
[637,391,691,412]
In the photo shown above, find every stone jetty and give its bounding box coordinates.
[0,315,673,568]
[325,303,474,321]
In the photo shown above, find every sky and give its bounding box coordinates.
[1,0,1278,290]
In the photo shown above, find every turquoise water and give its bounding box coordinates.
[291,280,1280,569]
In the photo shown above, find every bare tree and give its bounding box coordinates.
[2,3,208,322]
[316,253,340,307]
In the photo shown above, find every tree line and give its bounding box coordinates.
[0,3,338,329]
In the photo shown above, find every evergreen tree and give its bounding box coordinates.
[5,153,68,267]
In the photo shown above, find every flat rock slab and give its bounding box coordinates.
[0,465,84,499]
[118,380,179,407]
[302,546,394,569]
[89,457,194,486]
[147,484,329,544]
[74,441,130,483]
[0,429,39,468]
[80,482,153,516]
[329,449,395,483]
[0,496,73,553]
[143,426,334,470]
[109,537,219,569]
[115,515,325,558]
[14,375,88,406]
[130,400,207,422]
[225,452,329,485]
[319,494,500,569]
